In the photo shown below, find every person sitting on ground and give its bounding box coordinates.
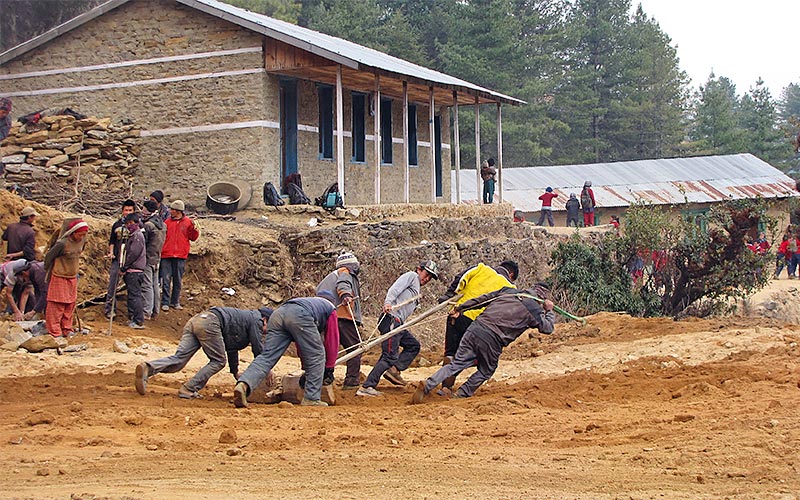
[3,206,38,262]
[233,293,339,408]
[121,213,146,330]
[135,307,272,399]
[44,219,89,338]
[357,261,440,397]
[412,287,555,403]
[536,187,558,227]
[565,193,580,227]
[0,259,32,321]
[436,260,518,396]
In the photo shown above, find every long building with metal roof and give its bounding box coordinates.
[453,154,797,213]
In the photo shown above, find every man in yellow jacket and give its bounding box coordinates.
[436,260,518,395]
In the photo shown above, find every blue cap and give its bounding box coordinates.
[546,187,553,192]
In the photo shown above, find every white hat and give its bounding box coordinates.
[336,252,359,267]
[21,207,39,217]
[170,200,186,212]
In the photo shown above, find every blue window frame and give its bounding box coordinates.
[318,85,333,159]
[381,98,393,164]
[352,92,366,163]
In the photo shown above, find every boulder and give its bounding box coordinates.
[1,323,31,350]
[20,335,67,353]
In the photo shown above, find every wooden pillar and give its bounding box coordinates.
[429,87,436,203]
[496,102,503,204]
[373,75,381,204]
[453,91,461,204]
[403,81,410,203]
[475,96,481,204]
[336,65,345,204]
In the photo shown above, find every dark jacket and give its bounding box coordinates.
[457,288,555,346]
[122,229,146,272]
[142,214,166,266]
[108,218,127,260]
[210,307,265,376]
[566,197,581,218]
[3,220,36,261]
[28,261,47,313]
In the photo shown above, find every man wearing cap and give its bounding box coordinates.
[149,190,170,222]
[121,213,146,329]
[0,97,12,141]
[436,260,518,396]
[44,219,89,338]
[0,259,32,321]
[135,306,272,399]
[3,206,38,262]
[412,287,555,403]
[233,295,339,408]
[160,200,199,311]
[357,260,439,397]
[141,200,166,320]
[536,187,558,227]
[105,199,136,319]
[316,252,363,390]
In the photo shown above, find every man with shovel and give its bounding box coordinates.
[357,260,439,397]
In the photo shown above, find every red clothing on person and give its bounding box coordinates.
[161,215,199,259]
[539,192,558,207]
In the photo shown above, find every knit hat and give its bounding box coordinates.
[336,252,359,268]
[0,97,11,112]
[584,180,592,187]
[545,187,553,193]
[170,200,185,212]
[150,190,164,203]
[143,200,158,214]
[64,219,89,237]
[258,307,273,319]
[569,193,576,199]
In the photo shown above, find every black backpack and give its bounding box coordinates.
[287,182,311,205]
[263,182,285,206]
[314,183,343,210]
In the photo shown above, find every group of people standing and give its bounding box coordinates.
[132,249,556,408]
[535,180,597,227]
[104,192,198,329]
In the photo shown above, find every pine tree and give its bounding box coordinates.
[690,74,745,155]
[739,79,793,166]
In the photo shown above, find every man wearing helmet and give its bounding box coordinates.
[316,251,363,390]
[357,260,439,397]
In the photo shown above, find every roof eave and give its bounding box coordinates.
[0,0,133,66]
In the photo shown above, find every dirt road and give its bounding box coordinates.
[2,302,799,500]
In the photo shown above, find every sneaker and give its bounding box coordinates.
[410,382,428,405]
[178,385,203,399]
[161,305,170,312]
[383,366,407,386]
[171,304,183,310]
[436,386,453,397]
[128,322,145,330]
[451,392,468,399]
[341,384,360,391]
[356,386,383,397]
[134,362,149,395]
[233,382,248,408]
[300,398,329,406]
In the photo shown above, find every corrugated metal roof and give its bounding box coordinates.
[453,154,798,212]
[0,0,524,106]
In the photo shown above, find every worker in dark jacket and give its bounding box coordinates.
[3,206,38,262]
[121,213,147,329]
[141,200,166,320]
[25,261,48,319]
[234,294,340,408]
[565,193,581,227]
[413,288,555,403]
[135,307,272,399]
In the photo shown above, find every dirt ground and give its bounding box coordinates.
[2,283,799,500]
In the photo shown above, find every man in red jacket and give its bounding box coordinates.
[160,200,199,311]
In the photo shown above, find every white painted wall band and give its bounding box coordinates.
[0,47,263,80]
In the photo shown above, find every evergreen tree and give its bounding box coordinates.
[738,79,793,166]
[690,74,745,155]
[222,0,300,22]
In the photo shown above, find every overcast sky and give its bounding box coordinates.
[633,0,799,97]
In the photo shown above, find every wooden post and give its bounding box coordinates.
[497,102,503,204]
[475,96,481,204]
[429,86,436,203]
[373,75,381,204]
[453,90,461,204]
[403,81,410,203]
[336,65,345,204]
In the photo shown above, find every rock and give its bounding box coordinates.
[226,448,242,456]
[113,340,129,354]
[35,468,50,477]
[673,414,696,423]
[16,130,50,145]
[20,335,66,353]
[146,444,158,451]
[63,143,82,155]
[345,208,362,218]
[219,430,237,444]
[123,414,144,426]
[63,343,88,353]
[1,323,31,350]
[25,412,55,426]
[1,154,26,163]
[30,149,64,160]
[69,402,83,413]
[417,356,431,368]
[45,154,69,167]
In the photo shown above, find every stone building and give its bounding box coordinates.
[0,0,523,207]
[454,153,799,231]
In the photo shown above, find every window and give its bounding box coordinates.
[682,208,708,234]
[351,92,366,163]
[318,85,333,159]
[381,98,392,164]
[408,104,418,166]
